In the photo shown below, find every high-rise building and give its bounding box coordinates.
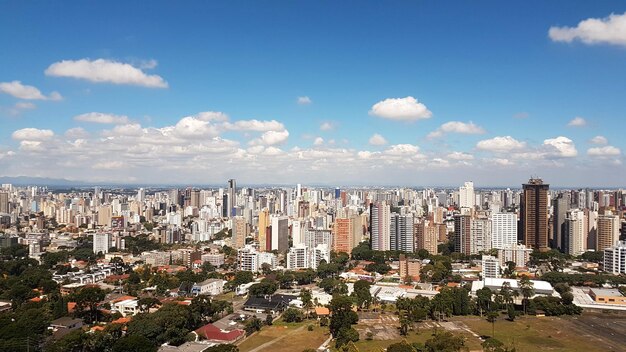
[604,241,626,275]
[398,254,421,280]
[481,255,500,278]
[232,216,248,249]
[270,215,289,252]
[370,201,391,251]
[454,214,471,254]
[597,213,620,251]
[0,192,9,214]
[497,243,532,268]
[552,194,570,250]
[565,209,587,256]
[93,233,111,255]
[470,217,492,255]
[491,212,517,249]
[137,188,145,203]
[459,181,475,209]
[521,178,549,251]
[414,220,438,255]
[227,179,237,217]
[390,213,414,252]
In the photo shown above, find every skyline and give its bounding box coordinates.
[2,2,626,186]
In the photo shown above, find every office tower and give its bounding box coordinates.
[459,181,475,209]
[190,189,200,208]
[232,216,248,249]
[304,228,332,251]
[481,255,500,279]
[370,201,391,251]
[390,213,414,252]
[565,209,587,256]
[258,208,270,251]
[521,178,549,251]
[270,215,289,252]
[227,179,236,217]
[604,241,626,275]
[597,213,620,251]
[491,212,517,249]
[552,194,570,250]
[470,217,492,255]
[93,233,111,255]
[335,187,341,199]
[586,209,598,250]
[454,214,471,254]
[0,192,9,214]
[414,220,438,255]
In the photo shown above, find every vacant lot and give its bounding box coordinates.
[457,314,626,352]
[237,321,329,352]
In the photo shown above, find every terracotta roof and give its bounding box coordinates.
[194,323,244,342]
[315,307,330,316]
[67,302,76,312]
[111,295,136,303]
[111,317,131,325]
[90,326,105,332]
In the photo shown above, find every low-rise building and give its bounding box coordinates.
[190,279,224,296]
[587,288,626,305]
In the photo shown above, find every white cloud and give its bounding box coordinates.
[590,135,608,145]
[172,117,220,138]
[368,133,388,146]
[447,152,474,160]
[567,116,587,127]
[194,111,229,122]
[428,121,486,138]
[489,158,514,166]
[250,129,290,146]
[549,12,626,47]
[297,96,312,105]
[93,161,125,170]
[313,137,324,146]
[12,128,54,140]
[369,96,432,121]
[588,146,621,156]
[223,119,285,132]
[65,127,90,139]
[476,136,526,152]
[320,122,334,131]
[0,81,62,100]
[543,136,578,158]
[74,112,130,124]
[385,144,420,155]
[45,58,168,88]
[7,101,36,116]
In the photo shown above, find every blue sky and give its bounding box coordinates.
[1,1,626,186]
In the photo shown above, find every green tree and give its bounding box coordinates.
[519,275,535,315]
[387,341,416,352]
[486,311,499,337]
[352,280,373,310]
[265,314,273,326]
[329,296,359,348]
[282,307,305,323]
[74,286,106,323]
[424,331,468,352]
[244,317,263,335]
[112,335,158,352]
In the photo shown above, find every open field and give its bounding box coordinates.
[237,321,330,352]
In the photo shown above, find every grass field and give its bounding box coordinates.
[237,320,330,352]
[346,327,483,352]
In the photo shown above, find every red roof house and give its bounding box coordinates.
[194,323,244,343]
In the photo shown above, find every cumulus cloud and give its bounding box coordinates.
[476,136,526,152]
[313,137,324,146]
[369,96,432,121]
[549,12,626,46]
[543,136,578,158]
[65,127,90,139]
[12,128,54,140]
[588,146,621,156]
[45,58,168,88]
[74,112,130,124]
[447,152,474,160]
[223,119,285,132]
[590,135,608,145]
[297,96,312,105]
[320,122,334,131]
[368,133,388,146]
[567,116,587,127]
[0,81,62,100]
[428,121,485,138]
[194,111,229,122]
[385,144,420,155]
[250,129,290,146]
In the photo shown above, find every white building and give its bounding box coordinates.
[112,298,139,317]
[201,253,225,267]
[497,243,532,268]
[481,255,500,279]
[191,279,225,296]
[237,246,277,272]
[604,241,626,275]
[491,213,517,249]
[566,209,587,256]
[93,233,111,255]
[459,181,475,209]
[470,218,492,255]
[286,244,330,270]
[371,201,390,251]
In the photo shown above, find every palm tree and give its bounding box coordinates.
[519,275,535,315]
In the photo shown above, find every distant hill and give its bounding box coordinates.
[0,176,89,187]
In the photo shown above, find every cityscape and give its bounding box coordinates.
[2,2,626,352]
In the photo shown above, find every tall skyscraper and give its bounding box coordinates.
[491,212,517,249]
[270,215,289,252]
[93,233,111,255]
[332,216,362,255]
[459,181,475,209]
[0,192,9,214]
[370,201,390,251]
[227,179,237,217]
[470,217,492,255]
[390,213,414,252]
[597,213,620,251]
[257,208,270,251]
[552,193,570,250]
[565,209,586,256]
[414,220,438,255]
[454,214,471,254]
[232,216,248,249]
[521,178,549,251]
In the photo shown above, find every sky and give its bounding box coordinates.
[1,1,626,187]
